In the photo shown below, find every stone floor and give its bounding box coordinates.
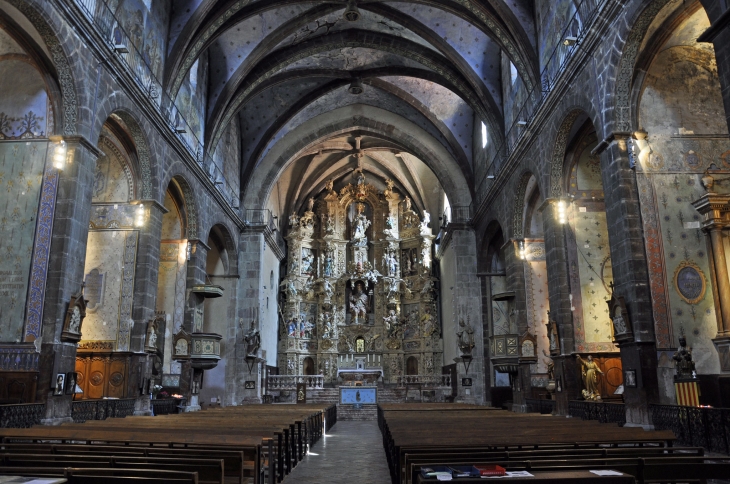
[283,420,392,483]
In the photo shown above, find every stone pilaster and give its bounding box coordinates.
[540,199,581,414]
[235,228,266,405]
[38,137,99,424]
[130,200,167,415]
[503,239,529,411]
[441,226,485,405]
[597,134,659,428]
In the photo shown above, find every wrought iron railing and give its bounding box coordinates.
[0,344,39,371]
[650,404,730,455]
[476,0,608,204]
[0,403,45,428]
[396,375,452,388]
[71,398,136,423]
[151,398,186,415]
[568,400,626,426]
[526,398,555,415]
[267,375,324,390]
[68,0,240,208]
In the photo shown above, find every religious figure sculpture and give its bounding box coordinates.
[325,214,335,234]
[383,250,398,277]
[287,316,298,337]
[612,306,627,335]
[384,216,397,238]
[576,355,604,401]
[673,328,697,379]
[325,178,335,193]
[421,307,436,337]
[301,250,315,275]
[352,203,371,247]
[289,212,299,227]
[146,322,157,350]
[420,210,431,232]
[383,309,399,337]
[456,318,475,355]
[384,178,395,197]
[323,251,334,277]
[349,281,369,324]
[319,312,333,339]
[307,197,315,212]
[281,279,298,299]
[322,279,334,299]
[243,321,261,356]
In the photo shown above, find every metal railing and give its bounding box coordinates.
[267,375,325,390]
[525,398,555,415]
[568,400,626,426]
[476,0,608,204]
[71,398,136,422]
[70,0,240,208]
[396,375,452,388]
[0,403,45,428]
[650,404,730,455]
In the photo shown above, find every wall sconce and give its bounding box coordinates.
[557,200,567,224]
[563,36,577,46]
[134,203,147,228]
[518,240,526,260]
[50,137,67,170]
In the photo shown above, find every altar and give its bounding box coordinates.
[278,171,444,385]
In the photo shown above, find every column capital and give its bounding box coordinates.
[591,131,634,156]
[692,193,730,229]
[132,198,169,215]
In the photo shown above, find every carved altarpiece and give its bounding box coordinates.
[279,174,442,383]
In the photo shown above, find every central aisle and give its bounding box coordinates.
[283,420,391,483]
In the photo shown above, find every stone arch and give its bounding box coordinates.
[3,0,78,136]
[168,174,200,241]
[478,220,505,273]
[612,0,685,133]
[106,111,154,201]
[549,108,587,198]
[511,172,534,239]
[245,105,473,211]
[205,222,238,276]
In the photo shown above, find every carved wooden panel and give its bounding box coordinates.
[0,371,38,403]
[75,351,130,400]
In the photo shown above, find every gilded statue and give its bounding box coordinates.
[576,355,603,400]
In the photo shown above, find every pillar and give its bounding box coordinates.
[503,239,530,412]
[181,238,208,411]
[440,226,485,405]
[596,133,659,428]
[38,137,99,424]
[130,200,167,415]
[540,199,581,415]
[692,193,730,371]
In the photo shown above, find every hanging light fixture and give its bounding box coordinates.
[50,137,67,170]
[343,0,360,22]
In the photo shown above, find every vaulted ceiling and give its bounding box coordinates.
[163,0,539,216]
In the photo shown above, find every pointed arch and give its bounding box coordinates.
[109,111,155,200]
[169,174,200,241]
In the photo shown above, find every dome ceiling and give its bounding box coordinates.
[163,0,539,212]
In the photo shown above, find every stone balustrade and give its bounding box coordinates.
[396,375,452,388]
[267,375,324,390]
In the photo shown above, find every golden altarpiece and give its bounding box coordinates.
[278,172,442,384]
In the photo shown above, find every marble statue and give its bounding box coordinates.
[349,281,369,324]
[352,203,371,247]
[456,318,475,355]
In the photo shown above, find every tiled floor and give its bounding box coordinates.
[283,420,392,483]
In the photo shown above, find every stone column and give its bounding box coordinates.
[235,228,266,405]
[540,199,581,415]
[504,239,530,411]
[479,274,493,406]
[38,137,99,424]
[692,193,730,370]
[130,200,167,416]
[698,2,730,133]
[596,133,659,428]
[443,226,485,405]
[181,239,208,411]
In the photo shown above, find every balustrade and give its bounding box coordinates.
[267,375,324,390]
[71,398,136,423]
[396,375,451,388]
[568,400,626,426]
[650,404,730,455]
[0,403,44,428]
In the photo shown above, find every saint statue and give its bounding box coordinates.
[307,197,315,212]
[325,214,335,234]
[383,309,399,337]
[673,329,696,379]
[325,178,334,193]
[289,212,299,227]
[352,203,371,247]
[576,355,604,400]
[349,281,369,324]
[323,251,334,277]
[243,321,261,356]
[146,323,157,350]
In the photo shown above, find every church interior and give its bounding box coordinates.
[0,0,730,481]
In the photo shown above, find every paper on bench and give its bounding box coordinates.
[436,475,452,481]
[590,470,623,476]
[482,471,534,479]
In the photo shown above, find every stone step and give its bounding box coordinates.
[337,404,378,421]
